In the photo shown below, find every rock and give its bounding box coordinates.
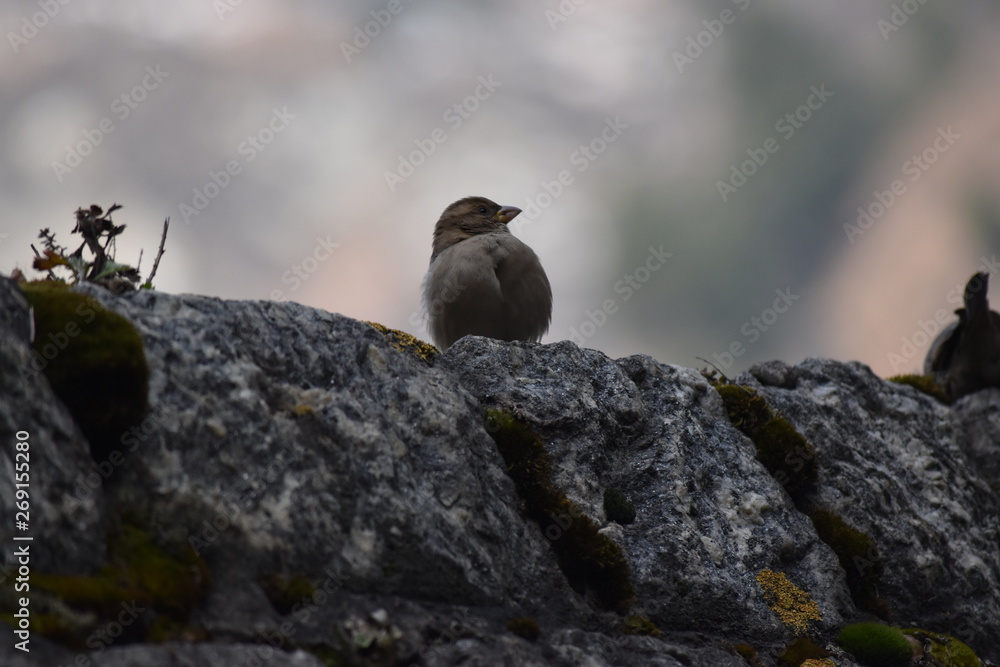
[443,341,852,641]
[1,277,997,665]
[741,359,1000,652]
[0,279,106,575]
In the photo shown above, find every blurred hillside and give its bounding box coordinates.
[2,0,999,375]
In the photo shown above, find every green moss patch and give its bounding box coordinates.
[305,645,348,667]
[837,622,913,667]
[20,281,149,460]
[807,508,887,618]
[484,410,634,613]
[603,487,636,525]
[714,383,817,502]
[23,523,210,647]
[887,374,952,404]
[901,628,982,667]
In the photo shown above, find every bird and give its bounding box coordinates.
[924,271,1000,399]
[422,196,552,350]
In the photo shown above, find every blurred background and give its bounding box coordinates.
[2,0,999,376]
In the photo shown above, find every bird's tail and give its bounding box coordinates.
[963,272,990,323]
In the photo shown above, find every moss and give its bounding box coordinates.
[754,418,818,501]
[603,487,636,525]
[258,573,316,616]
[888,374,952,404]
[1,612,86,651]
[807,508,887,618]
[755,569,822,636]
[901,628,982,667]
[484,409,634,613]
[800,661,836,667]
[28,523,210,646]
[777,637,830,666]
[366,321,438,362]
[20,281,149,460]
[145,615,201,643]
[715,383,773,434]
[506,616,541,641]
[714,384,817,502]
[305,645,348,667]
[622,615,661,638]
[837,622,913,667]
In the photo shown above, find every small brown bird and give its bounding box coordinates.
[423,196,552,350]
[925,272,1000,399]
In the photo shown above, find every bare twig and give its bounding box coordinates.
[145,217,170,287]
[75,206,108,279]
[696,356,732,384]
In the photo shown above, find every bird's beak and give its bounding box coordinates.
[495,206,522,224]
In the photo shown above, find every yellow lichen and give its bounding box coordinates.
[801,660,836,667]
[366,322,438,362]
[756,569,822,636]
[622,615,661,637]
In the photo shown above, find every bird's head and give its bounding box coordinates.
[431,196,522,260]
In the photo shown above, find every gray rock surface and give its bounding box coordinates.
[0,279,106,575]
[743,360,1000,651]
[1,278,998,665]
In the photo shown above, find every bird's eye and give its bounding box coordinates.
[477,207,488,215]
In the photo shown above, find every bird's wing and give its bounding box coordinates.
[424,237,508,347]
[925,312,963,375]
[494,237,552,342]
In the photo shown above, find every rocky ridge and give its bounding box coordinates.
[0,279,997,666]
